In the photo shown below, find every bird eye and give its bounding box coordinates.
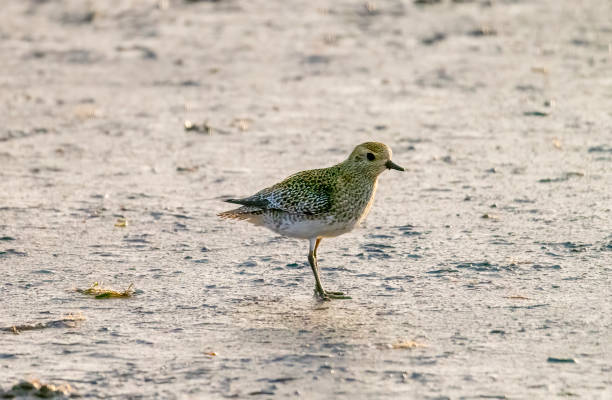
[366,152,375,161]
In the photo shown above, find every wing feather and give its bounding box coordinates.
[227,167,338,215]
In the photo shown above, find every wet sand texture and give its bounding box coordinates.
[1,0,611,398]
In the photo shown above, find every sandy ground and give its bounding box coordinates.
[1,0,611,398]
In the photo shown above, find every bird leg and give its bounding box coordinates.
[308,238,350,300]
[308,245,326,299]
[314,237,322,258]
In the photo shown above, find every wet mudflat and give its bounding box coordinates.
[1,0,611,398]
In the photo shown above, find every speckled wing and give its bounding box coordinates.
[225,168,337,216]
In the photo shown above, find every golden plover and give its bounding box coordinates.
[219,142,404,300]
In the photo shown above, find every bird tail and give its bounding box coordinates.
[218,206,265,225]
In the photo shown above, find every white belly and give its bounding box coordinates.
[266,215,357,240]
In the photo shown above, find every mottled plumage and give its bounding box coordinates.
[219,142,404,300]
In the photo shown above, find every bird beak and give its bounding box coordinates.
[385,160,405,171]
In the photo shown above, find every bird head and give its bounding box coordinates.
[346,142,404,177]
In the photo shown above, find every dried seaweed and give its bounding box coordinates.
[1,314,85,334]
[0,379,76,398]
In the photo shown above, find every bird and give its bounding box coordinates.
[218,142,404,300]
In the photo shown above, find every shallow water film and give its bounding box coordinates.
[1,0,611,398]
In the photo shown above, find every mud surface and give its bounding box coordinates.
[1,0,611,398]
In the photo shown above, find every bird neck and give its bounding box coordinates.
[337,160,383,182]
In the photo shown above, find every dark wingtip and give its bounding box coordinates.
[223,197,269,208]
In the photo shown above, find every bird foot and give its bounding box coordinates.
[314,288,352,300]
[325,292,352,300]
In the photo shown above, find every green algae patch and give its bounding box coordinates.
[77,282,134,299]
